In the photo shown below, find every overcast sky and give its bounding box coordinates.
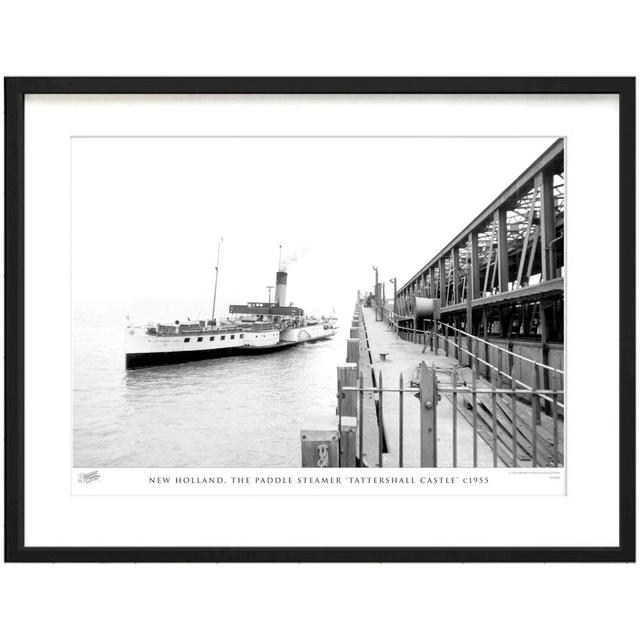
[72,136,556,321]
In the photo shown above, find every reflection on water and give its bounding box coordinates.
[73,306,345,468]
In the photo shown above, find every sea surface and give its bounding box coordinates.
[73,301,348,468]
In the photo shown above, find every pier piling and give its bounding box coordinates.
[300,430,340,468]
[337,364,358,418]
[340,426,357,467]
[346,338,359,364]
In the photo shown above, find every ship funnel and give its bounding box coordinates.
[275,271,287,307]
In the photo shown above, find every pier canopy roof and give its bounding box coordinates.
[396,138,565,315]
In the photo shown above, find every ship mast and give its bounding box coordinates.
[211,237,223,325]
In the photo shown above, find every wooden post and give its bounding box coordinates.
[358,371,364,466]
[346,338,359,364]
[349,326,359,339]
[337,364,358,418]
[301,430,340,467]
[378,370,384,468]
[340,426,357,467]
[419,361,437,467]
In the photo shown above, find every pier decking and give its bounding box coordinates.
[356,306,497,467]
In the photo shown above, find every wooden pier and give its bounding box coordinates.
[354,304,497,467]
[352,306,381,467]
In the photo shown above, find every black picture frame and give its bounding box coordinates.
[4,77,635,563]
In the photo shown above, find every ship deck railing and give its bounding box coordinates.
[148,324,275,337]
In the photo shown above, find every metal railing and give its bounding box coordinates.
[338,362,564,469]
[376,305,564,411]
[327,302,565,469]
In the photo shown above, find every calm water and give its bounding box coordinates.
[73,302,347,468]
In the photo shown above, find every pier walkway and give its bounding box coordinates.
[305,138,566,469]
[360,306,497,467]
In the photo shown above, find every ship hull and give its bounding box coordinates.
[126,341,301,369]
[126,346,240,369]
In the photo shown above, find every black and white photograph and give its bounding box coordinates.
[71,135,565,472]
[1,3,638,640]
[4,77,632,565]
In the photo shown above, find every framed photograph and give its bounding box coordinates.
[4,77,635,562]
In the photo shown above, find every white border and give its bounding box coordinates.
[24,94,619,547]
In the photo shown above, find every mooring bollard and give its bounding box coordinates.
[346,338,359,364]
[337,364,358,418]
[300,430,340,467]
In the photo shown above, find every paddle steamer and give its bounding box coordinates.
[125,246,337,368]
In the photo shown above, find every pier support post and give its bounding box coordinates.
[340,426,357,467]
[346,338,359,364]
[419,362,437,467]
[349,327,359,339]
[337,364,358,417]
[300,431,340,467]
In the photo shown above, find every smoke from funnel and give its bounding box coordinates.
[279,247,306,272]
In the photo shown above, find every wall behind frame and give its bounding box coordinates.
[1,2,637,640]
